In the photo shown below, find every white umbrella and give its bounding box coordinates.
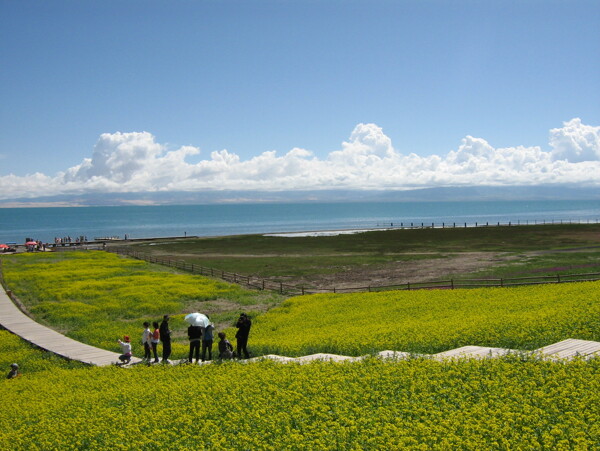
[184,312,209,328]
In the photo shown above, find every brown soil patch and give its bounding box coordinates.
[283,252,518,290]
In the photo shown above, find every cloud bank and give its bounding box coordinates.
[1,118,599,201]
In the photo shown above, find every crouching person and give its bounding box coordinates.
[7,363,20,379]
[118,336,132,364]
[218,332,234,360]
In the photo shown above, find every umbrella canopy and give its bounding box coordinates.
[184,312,209,328]
[25,241,37,245]
[0,244,9,249]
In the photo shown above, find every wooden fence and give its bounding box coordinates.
[380,218,599,229]
[106,247,600,296]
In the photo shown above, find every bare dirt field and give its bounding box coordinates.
[116,224,600,292]
[274,252,520,290]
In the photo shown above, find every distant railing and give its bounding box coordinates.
[106,246,600,296]
[379,218,600,229]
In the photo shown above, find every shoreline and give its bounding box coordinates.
[2,217,600,250]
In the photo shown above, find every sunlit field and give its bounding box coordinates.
[249,282,600,356]
[1,251,599,449]
[1,252,281,356]
[3,251,599,358]
[1,336,598,450]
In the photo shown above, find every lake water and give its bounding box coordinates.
[1,200,600,244]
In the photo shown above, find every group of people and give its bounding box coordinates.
[25,239,45,252]
[117,313,252,365]
[54,236,88,245]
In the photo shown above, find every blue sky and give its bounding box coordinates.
[1,0,599,202]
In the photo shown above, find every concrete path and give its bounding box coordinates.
[0,286,141,366]
[249,339,600,364]
[1,284,598,367]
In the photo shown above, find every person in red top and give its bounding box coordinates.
[151,321,160,363]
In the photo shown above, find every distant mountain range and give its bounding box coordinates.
[1,185,599,207]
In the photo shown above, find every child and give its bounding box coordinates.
[6,363,20,379]
[142,322,152,361]
[218,332,234,360]
[151,322,160,363]
[117,336,132,364]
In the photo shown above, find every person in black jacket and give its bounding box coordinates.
[235,313,252,359]
[188,323,202,363]
[159,315,172,363]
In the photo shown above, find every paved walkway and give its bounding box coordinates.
[0,286,141,366]
[251,339,600,364]
[1,285,598,366]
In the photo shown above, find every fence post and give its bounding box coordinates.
[302,287,305,295]
[557,274,561,283]
[234,274,237,283]
[262,280,265,290]
[451,279,454,289]
[500,278,504,287]
[280,282,283,294]
[407,282,411,291]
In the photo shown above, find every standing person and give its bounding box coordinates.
[187,323,202,363]
[117,336,132,364]
[235,313,252,359]
[142,322,152,361]
[159,315,172,363]
[201,319,214,362]
[151,322,160,363]
[218,332,234,360]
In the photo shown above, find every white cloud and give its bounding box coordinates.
[1,118,599,200]
[550,118,600,162]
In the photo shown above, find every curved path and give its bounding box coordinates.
[1,285,599,366]
[0,286,141,366]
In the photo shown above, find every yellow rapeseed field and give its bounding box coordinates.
[1,251,276,356]
[0,346,598,449]
[1,251,599,449]
[249,282,600,356]
[2,251,600,359]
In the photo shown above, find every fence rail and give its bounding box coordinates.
[106,247,600,295]
[380,218,600,229]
